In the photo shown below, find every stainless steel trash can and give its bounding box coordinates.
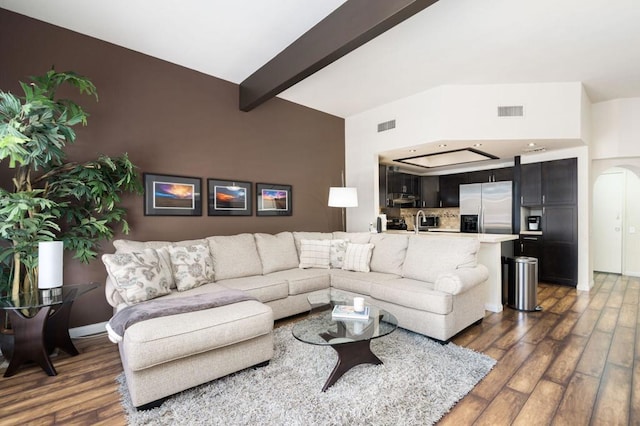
[510,256,541,311]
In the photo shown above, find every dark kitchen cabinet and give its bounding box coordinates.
[520,162,542,206]
[467,167,513,184]
[518,158,578,286]
[388,170,419,195]
[420,176,439,208]
[542,158,577,205]
[379,165,388,208]
[540,243,577,286]
[520,159,576,207]
[519,235,543,259]
[438,173,467,207]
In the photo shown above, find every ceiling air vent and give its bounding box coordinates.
[377,119,396,132]
[497,105,524,117]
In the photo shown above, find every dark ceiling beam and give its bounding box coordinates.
[239,0,438,112]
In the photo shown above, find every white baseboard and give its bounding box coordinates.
[624,271,640,278]
[69,321,107,338]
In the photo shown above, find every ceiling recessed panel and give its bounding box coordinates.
[395,148,497,169]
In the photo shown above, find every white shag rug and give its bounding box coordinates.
[118,324,495,426]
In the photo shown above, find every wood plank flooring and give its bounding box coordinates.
[0,272,637,425]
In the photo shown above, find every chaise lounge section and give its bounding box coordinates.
[103,231,489,408]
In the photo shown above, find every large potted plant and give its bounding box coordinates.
[0,70,142,299]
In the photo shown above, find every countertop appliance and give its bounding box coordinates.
[527,215,541,231]
[459,181,513,234]
[386,217,407,230]
[417,215,439,231]
[460,215,479,233]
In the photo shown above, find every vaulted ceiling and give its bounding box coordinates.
[2,0,640,119]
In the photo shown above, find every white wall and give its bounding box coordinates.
[345,82,586,232]
[592,98,640,159]
[591,98,640,278]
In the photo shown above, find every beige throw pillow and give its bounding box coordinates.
[299,239,331,269]
[330,239,349,268]
[342,243,374,273]
[102,249,173,305]
[167,244,214,291]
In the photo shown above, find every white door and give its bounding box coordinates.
[593,171,624,273]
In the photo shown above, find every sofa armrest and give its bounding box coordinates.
[434,264,489,295]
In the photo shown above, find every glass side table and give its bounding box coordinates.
[0,283,99,377]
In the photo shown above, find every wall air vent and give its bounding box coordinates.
[377,119,396,132]
[497,105,524,117]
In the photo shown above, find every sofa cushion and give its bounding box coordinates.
[266,269,331,295]
[369,233,409,275]
[216,275,289,303]
[330,269,398,295]
[207,234,263,280]
[122,284,273,371]
[332,232,372,244]
[402,236,480,283]
[167,244,214,291]
[298,239,331,269]
[254,232,299,274]
[329,239,349,268]
[370,278,453,315]
[342,243,374,272]
[292,232,332,256]
[102,249,173,305]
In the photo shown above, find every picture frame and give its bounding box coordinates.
[143,173,202,216]
[207,179,252,216]
[256,183,292,216]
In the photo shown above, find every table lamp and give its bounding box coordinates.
[38,241,64,295]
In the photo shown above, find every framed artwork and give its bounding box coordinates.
[207,179,252,216]
[256,183,292,216]
[143,173,202,216]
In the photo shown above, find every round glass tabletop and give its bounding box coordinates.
[292,302,397,346]
[0,283,99,310]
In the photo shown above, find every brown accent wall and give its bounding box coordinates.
[0,10,345,327]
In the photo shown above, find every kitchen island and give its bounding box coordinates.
[387,230,518,312]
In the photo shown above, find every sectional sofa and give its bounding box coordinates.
[102,231,489,408]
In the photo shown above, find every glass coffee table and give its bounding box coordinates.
[292,294,397,391]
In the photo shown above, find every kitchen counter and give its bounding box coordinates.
[385,230,518,312]
[386,230,518,244]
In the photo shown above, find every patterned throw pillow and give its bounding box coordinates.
[167,244,214,291]
[102,249,173,305]
[330,239,349,268]
[299,239,331,269]
[342,243,375,273]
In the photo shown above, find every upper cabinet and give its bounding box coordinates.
[467,167,513,184]
[520,159,576,207]
[439,166,513,207]
[542,158,577,205]
[439,172,467,207]
[521,163,542,206]
[420,176,439,208]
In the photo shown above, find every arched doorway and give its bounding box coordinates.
[592,164,640,276]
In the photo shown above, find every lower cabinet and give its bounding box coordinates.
[518,234,577,287]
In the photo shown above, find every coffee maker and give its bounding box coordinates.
[527,216,541,231]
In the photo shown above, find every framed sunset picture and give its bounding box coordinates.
[207,179,252,216]
[256,183,292,216]
[144,173,202,216]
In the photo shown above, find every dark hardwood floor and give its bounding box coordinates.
[0,272,637,425]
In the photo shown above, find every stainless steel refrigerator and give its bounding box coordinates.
[459,181,513,234]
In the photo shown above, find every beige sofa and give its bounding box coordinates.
[103,231,488,408]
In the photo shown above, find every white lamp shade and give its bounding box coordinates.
[328,187,358,207]
[38,241,64,289]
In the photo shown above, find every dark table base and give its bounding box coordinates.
[319,333,383,392]
[3,301,79,377]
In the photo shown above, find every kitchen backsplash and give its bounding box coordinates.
[399,208,460,231]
